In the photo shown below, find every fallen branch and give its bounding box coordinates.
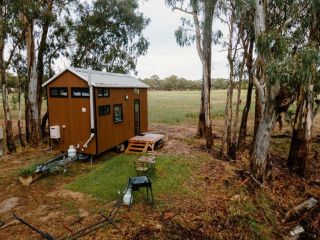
[249,172,267,189]
[271,134,291,139]
[282,198,318,223]
[235,169,267,189]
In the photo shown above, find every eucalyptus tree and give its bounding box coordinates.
[0,0,27,153]
[21,0,75,146]
[218,0,239,158]
[237,10,254,151]
[166,0,218,148]
[287,0,320,178]
[70,0,149,74]
[12,51,26,147]
[250,0,301,182]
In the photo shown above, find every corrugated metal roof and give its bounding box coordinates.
[42,67,149,88]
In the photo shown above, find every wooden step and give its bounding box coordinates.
[125,141,148,154]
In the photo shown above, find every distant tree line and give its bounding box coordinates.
[142,75,249,90]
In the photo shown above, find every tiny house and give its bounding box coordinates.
[42,67,149,155]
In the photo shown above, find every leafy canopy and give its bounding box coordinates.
[70,0,149,74]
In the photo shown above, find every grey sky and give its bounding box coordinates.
[71,0,229,80]
[136,0,229,80]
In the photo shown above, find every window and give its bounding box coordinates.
[98,105,110,116]
[97,88,109,97]
[134,89,140,94]
[49,87,68,98]
[72,88,90,97]
[113,104,123,123]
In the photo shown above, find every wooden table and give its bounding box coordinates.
[137,156,156,171]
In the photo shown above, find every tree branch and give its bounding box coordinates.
[173,7,193,15]
[192,10,204,63]
[5,23,30,69]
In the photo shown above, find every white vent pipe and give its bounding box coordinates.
[83,73,95,149]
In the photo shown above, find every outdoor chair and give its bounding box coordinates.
[134,159,149,175]
[137,155,156,172]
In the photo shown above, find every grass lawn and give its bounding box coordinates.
[148,90,255,124]
[66,154,209,203]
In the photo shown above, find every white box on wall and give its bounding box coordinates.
[50,126,60,139]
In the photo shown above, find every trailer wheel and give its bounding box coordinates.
[115,143,126,153]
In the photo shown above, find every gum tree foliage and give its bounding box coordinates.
[250,0,320,182]
[70,0,149,74]
[166,0,219,148]
[286,0,320,178]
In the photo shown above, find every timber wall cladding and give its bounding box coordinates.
[46,71,148,155]
[47,71,96,154]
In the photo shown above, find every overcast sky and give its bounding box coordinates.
[136,0,229,80]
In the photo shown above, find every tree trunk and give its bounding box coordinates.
[0,6,16,153]
[37,0,53,124]
[250,101,279,182]
[1,74,16,153]
[287,85,314,178]
[201,0,215,149]
[17,74,25,148]
[221,9,236,158]
[25,20,40,147]
[231,55,245,157]
[287,3,319,179]
[220,82,233,156]
[196,83,205,137]
[250,0,280,183]
[238,38,254,150]
[41,111,49,138]
[253,89,262,145]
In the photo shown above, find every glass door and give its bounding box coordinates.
[134,100,140,135]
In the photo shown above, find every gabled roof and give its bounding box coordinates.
[42,67,149,88]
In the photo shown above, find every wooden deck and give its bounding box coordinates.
[125,133,165,154]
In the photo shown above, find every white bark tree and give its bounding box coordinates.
[167,0,218,148]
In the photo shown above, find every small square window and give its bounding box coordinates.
[113,104,123,123]
[49,87,68,98]
[72,88,81,97]
[98,105,110,116]
[98,88,109,97]
[81,88,90,97]
[60,88,68,96]
[134,89,140,94]
[51,88,58,97]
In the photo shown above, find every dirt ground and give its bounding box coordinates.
[0,120,319,239]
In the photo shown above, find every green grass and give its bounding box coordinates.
[18,153,57,176]
[66,154,207,202]
[228,188,275,240]
[148,90,255,124]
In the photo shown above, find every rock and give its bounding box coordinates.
[0,197,19,213]
[290,225,304,236]
[79,208,89,218]
[19,176,34,186]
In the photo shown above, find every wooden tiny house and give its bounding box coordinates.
[42,67,149,155]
